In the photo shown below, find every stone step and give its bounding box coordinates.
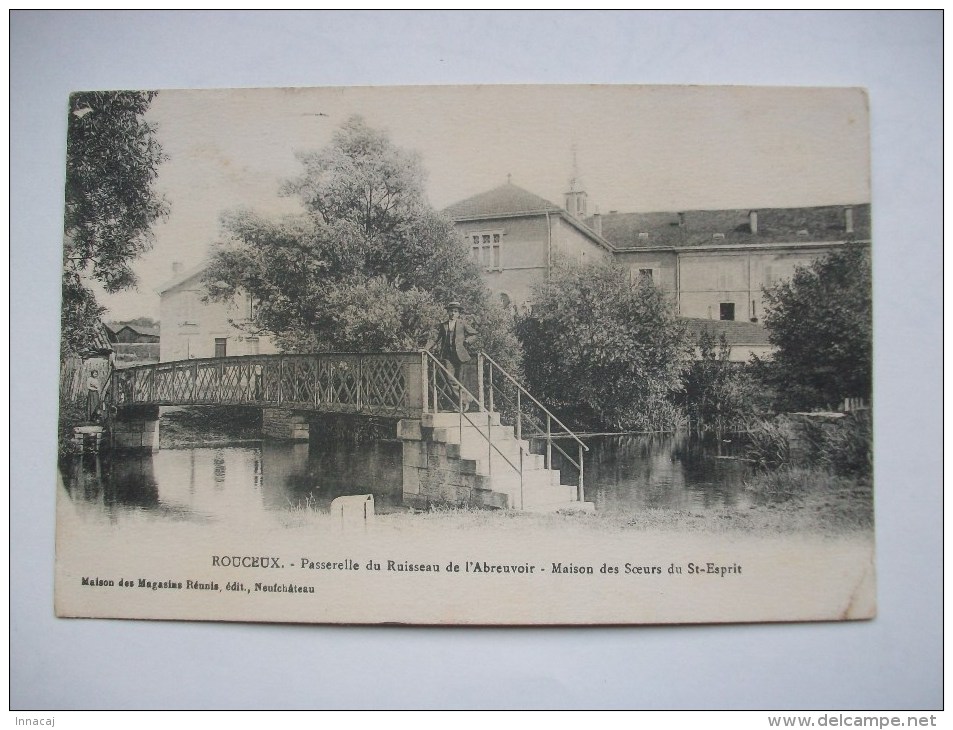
[489,469,570,493]
[423,411,502,429]
[431,424,518,444]
[489,477,579,510]
[458,445,546,473]
[398,414,584,513]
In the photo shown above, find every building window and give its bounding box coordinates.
[214,338,227,358]
[470,231,502,270]
[179,291,200,325]
[246,337,259,355]
[247,294,258,320]
[720,303,735,321]
[632,267,657,285]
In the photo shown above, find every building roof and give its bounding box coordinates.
[444,182,617,252]
[79,321,116,358]
[595,204,870,249]
[156,261,208,294]
[444,183,563,220]
[683,318,772,347]
[118,324,160,338]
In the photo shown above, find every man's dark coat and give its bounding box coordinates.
[431,318,477,364]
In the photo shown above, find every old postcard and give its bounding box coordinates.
[55,85,874,625]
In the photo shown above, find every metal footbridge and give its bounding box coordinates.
[110,350,588,503]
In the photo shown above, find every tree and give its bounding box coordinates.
[681,330,752,433]
[516,258,689,431]
[205,116,519,368]
[62,91,168,356]
[756,242,872,411]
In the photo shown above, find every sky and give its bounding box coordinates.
[94,84,871,320]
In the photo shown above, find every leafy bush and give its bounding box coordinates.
[57,398,88,459]
[516,258,689,432]
[680,330,772,432]
[757,242,871,411]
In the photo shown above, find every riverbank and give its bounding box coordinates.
[276,471,873,538]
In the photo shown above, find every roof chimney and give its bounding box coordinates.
[749,210,758,234]
[592,207,602,236]
[844,206,854,234]
[677,212,685,227]
[172,261,184,275]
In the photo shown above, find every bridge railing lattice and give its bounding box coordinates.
[110,352,425,417]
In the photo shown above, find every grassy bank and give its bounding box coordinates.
[278,467,873,537]
[741,466,873,533]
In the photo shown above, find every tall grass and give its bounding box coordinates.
[743,411,873,531]
[745,411,871,478]
[818,410,872,477]
[744,419,792,470]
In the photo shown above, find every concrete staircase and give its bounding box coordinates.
[398,411,593,513]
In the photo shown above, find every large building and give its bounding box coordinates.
[156,177,869,364]
[598,203,870,323]
[446,181,870,321]
[444,181,615,307]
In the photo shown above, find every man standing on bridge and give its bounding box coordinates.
[426,301,478,407]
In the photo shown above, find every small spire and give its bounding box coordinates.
[564,141,588,219]
[569,142,580,192]
[506,173,512,185]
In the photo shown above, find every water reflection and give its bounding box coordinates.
[547,432,753,513]
[60,432,755,523]
[260,440,403,513]
[60,439,404,524]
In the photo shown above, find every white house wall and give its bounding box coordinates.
[159,274,276,362]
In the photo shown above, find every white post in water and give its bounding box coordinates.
[329,494,375,527]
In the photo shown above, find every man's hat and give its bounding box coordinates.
[446,301,461,310]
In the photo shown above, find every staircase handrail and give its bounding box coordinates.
[478,351,589,453]
[421,350,526,506]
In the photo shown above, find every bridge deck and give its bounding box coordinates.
[111,352,429,418]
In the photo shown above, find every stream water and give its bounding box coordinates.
[60,432,756,524]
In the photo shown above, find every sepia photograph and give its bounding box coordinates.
[54,84,875,625]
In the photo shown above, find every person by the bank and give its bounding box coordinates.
[426,301,478,405]
[87,368,101,422]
